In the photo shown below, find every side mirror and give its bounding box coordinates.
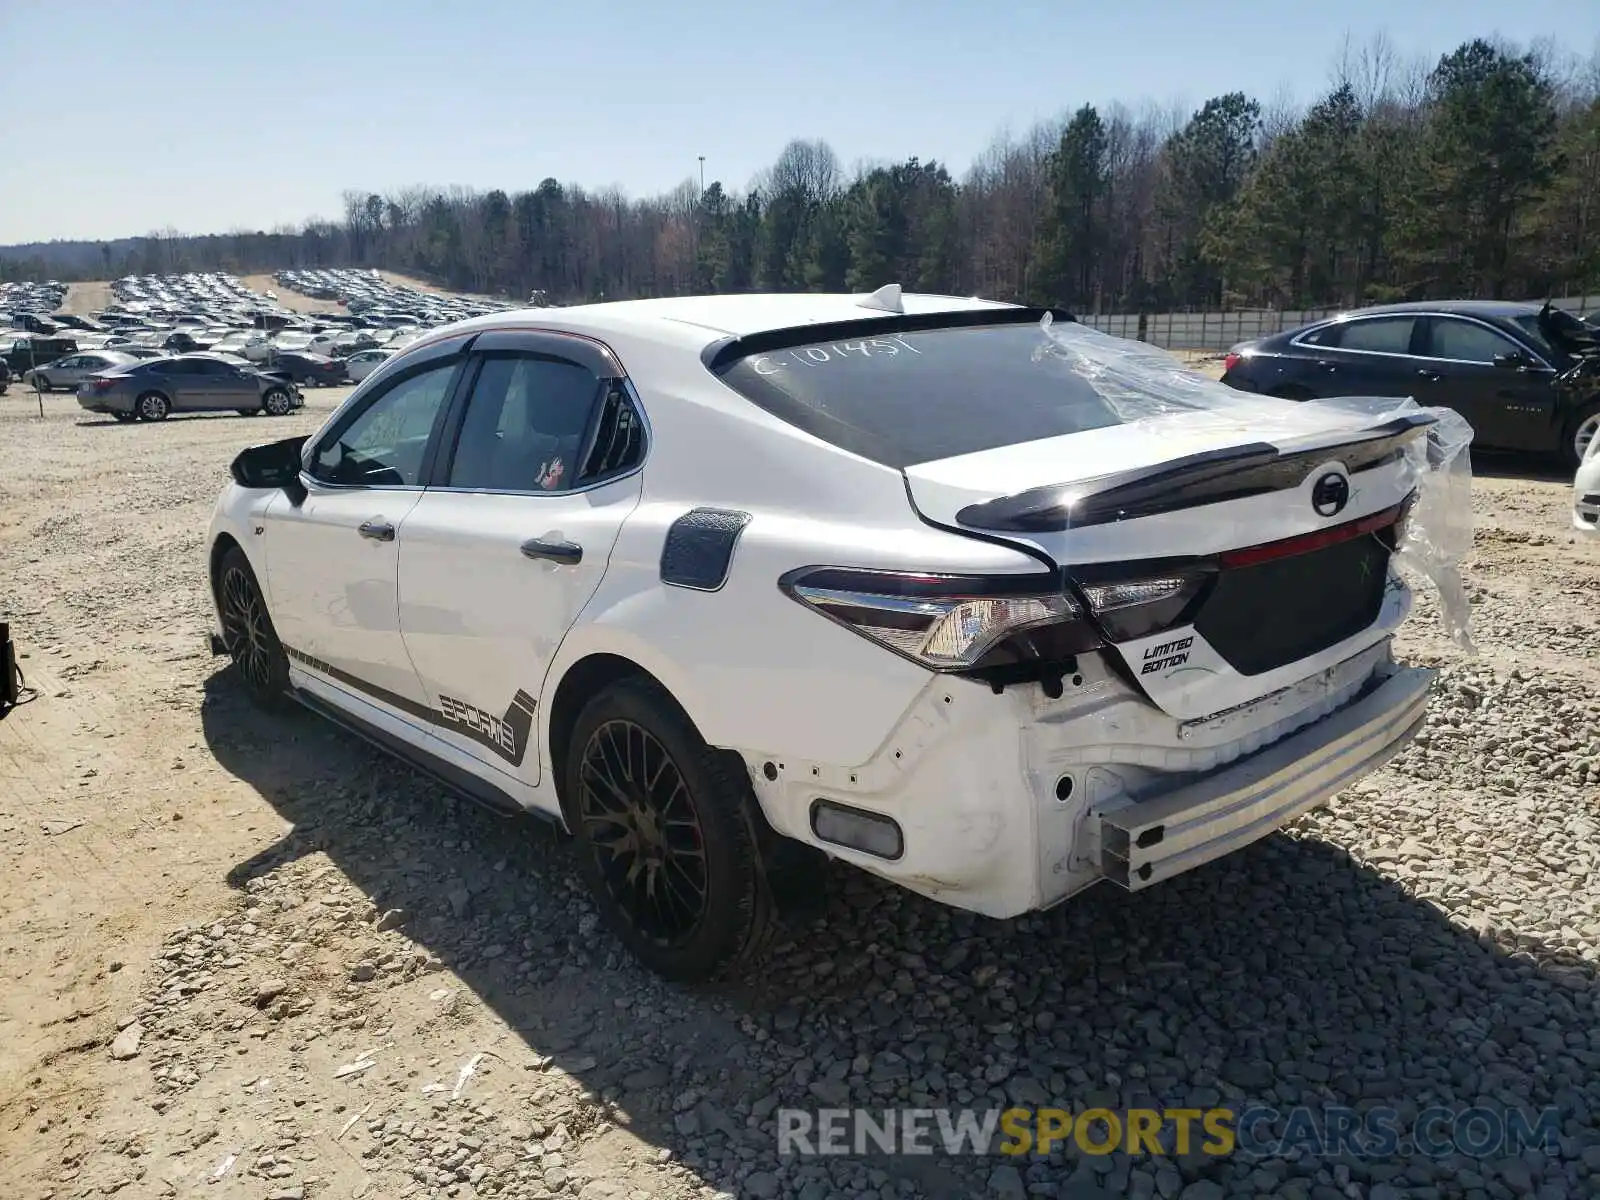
[230,435,309,505]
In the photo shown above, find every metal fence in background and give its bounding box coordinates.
[1079,294,1597,354]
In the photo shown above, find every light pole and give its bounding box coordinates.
[693,156,707,295]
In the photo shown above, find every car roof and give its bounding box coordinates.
[409,292,1017,356]
[1330,300,1544,319]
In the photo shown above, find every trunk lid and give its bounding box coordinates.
[905,405,1431,720]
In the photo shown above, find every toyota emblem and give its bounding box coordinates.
[1311,472,1350,518]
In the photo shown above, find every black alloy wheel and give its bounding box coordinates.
[218,547,290,708]
[578,718,710,945]
[565,679,773,981]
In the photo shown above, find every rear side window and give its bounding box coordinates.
[712,323,1123,468]
[446,354,601,491]
[1326,317,1416,355]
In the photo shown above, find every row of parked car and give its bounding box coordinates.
[273,267,513,327]
[0,271,469,396]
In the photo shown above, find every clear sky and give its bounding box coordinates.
[1,0,1596,244]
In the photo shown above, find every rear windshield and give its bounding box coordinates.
[711,322,1124,468]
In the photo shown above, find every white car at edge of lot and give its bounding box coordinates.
[1573,429,1600,534]
[343,347,394,381]
[202,289,1440,981]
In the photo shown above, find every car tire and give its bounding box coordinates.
[135,391,171,421]
[262,388,293,416]
[1563,401,1600,471]
[564,678,774,982]
[217,546,292,711]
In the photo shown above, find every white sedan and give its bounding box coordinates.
[1574,430,1600,534]
[205,289,1443,980]
[342,347,393,381]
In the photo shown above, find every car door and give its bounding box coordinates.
[262,341,470,720]
[70,356,111,387]
[1413,315,1557,452]
[183,357,246,409]
[1294,315,1425,399]
[396,332,647,789]
[43,354,83,386]
[153,358,209,409]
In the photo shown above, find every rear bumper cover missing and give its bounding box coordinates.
[1095,664,1434,890]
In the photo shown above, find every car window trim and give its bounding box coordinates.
[1289,311,1553,369]
[1287,314,1420,359]
[301,352,471,493]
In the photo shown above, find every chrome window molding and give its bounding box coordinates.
[1287,312,1554,370]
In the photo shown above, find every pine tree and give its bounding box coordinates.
[1400,40,1561,297]
[1028,105,1109,308]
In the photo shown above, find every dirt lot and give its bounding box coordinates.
[2,370,1599,1200]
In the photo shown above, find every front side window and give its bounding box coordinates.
[311,360,458,487]
[1428,318,1521,364]
[446,354,602,491]
[1328,317,1416,355]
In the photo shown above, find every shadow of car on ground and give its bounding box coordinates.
[198,669,1597,1199]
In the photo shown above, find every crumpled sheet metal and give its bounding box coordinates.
[1035,314,1475,652]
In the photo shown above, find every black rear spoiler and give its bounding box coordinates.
[955,412,1435,533]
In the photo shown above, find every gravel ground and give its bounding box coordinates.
[1,379,1598,1200]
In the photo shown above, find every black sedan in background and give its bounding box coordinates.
[268,350,347,387]
[1221,301,1600,466]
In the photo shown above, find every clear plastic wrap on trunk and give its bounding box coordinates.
[1034,314,1475,651]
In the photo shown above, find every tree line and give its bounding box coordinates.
[5,35,1598,312]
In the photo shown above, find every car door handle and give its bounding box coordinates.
[520,538,582,565]
[1314,360,1338,372]
[358,519,395,542]
[1415,368,1442,382]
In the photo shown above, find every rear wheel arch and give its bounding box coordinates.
[209,532,245,610]
[547,653,681,823]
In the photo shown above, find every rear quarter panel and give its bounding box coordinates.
[540,367,1045,772]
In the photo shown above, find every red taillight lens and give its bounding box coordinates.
[781,567,1101,674]
[93,378,116,392]
[1223,352,1241,374]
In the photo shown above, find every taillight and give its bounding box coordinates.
[1223,352,1242,374]
[92,378,116,392]
[1076,574,1209,642]
[780,567,1102,681]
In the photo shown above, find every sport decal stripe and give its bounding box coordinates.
[283,645,535,767]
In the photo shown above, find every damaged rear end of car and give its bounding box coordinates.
[709,307,1473,915]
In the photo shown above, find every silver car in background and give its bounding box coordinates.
[77,354,303,422]
[23,350,138,391]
